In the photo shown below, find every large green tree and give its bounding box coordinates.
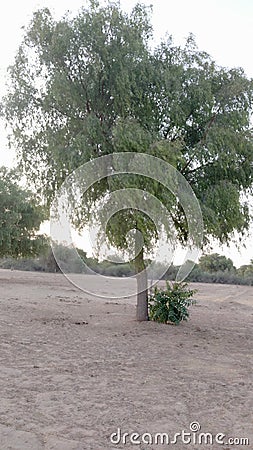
[1,1,253,319]
[0,167,47,257]
[199,253,235,273]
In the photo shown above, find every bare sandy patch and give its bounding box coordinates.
[0,269,252,449]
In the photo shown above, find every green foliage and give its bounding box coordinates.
[236,261,253,280]
[41,243,90,273]
[96,260,134,277]
[1,0,253,256]
[0,256,47,272]
[149,281,197,325]
[187,266,252,285]
[1,246,253,286]
[0,166,47,257]
[199,253,235,273]
[0,241,135,275]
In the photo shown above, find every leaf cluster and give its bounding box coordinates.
[0,167,47,257]
[148,281,197,324]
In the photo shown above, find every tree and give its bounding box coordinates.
[42,243,89,273]
[1,1,253,319]
[237,259,253,278]
[0,167,47,257]
[199,253,235,273]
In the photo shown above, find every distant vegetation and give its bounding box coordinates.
[0,167,47,258]
[1,247,253,286]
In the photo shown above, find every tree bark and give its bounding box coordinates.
[134,248,149,321]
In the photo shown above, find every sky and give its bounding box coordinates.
[0,0,252,266]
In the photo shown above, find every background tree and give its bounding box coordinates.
[199,253,235,273]
[1,1,253,319]
[0,167,47,257]
[237,259,253,278]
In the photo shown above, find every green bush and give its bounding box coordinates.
[148,281,197,325]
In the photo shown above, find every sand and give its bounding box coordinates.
[0,269,252,449]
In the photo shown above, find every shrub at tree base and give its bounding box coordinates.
[148,282,197,325]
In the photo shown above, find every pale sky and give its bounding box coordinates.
[0,0,252,266]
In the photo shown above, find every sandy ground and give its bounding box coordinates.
[0,269,252,450]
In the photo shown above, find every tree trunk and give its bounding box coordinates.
[134,248,149,321]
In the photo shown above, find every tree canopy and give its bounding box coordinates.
[199,253,235,273]
[0,167,47,257]
[2,2,253,244]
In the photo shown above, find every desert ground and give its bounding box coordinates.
[0,269,252,449]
